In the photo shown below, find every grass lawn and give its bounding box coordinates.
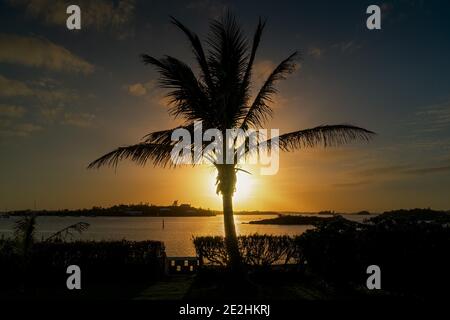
[135,271,348,300]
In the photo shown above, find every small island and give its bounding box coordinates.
[247,215,336,225]
[6,202,216,217]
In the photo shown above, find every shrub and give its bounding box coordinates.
[0,240,166,290]
[240,234,296,267]
[193,236,228,266]
[295,216,364,287]
[193,234,298,268]
[297,211,450,297]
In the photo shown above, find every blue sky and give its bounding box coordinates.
[1,0,450,211]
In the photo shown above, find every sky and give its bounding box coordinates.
[1,0,450,212]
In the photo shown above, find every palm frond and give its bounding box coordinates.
[143,124,226,165]
[240,17,266,104]
[87,143,176,169]
[207,12,248,82]
[240,52,298,130]
[14,215,36,243]
[261,125,375,152]
[14,215,36,256]
[141,54,211,122]
[142,125,192,144]
[170,16,214,90]
[207,12,249,127]
[45,222,90,242]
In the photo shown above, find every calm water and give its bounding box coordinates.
[0,214,370,256]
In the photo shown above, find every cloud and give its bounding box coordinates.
[0,74,91,137]
[7,0,136,38]
[186,0,228,19]
[253,60,276,82]
[127,83,147,96]
[0,120,42,137]
[0,74,78,107]
[332,180,372,188]
[0,34,94,74]
[413,100,450,132]
[0,75,33,96]
[379,1,425,25]
[307,46,324,59]
[403,165,450,175]
[124,80,169,107]
[62,112,95,127]
[0,104,26,118]
[358,165,409,177]
[332,41,362,54]
[125,80,157,96]
[355,162,450,180]
[40,106,63,122]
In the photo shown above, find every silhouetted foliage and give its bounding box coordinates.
[368,208,450,224]
[10,203,215,217]
[14,215,36,258]
[297,210,450,298]
[0,240,166,292]
[45,222,90,242]
[193,234,298,268]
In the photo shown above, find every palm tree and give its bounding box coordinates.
[88,13,375,273]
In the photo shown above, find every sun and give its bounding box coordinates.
[234,171,254,203]
[205,168,256,206]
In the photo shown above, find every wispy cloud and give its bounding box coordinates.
[357,165,409,177]
[355,162,450,179]
[379,0,425,25]
[413,100,450,132]
[61,112,95,127]
[0,34,94,74]
[125,81,156,97]
[307,46,324,59]
[0,120,42,137]
[0,104,26,118]
[186,0,228,19]
[332,159,450,189]
[7,0,136,38]
[0,74,94,136]
[403,165,450,175]
[332,180,372,188]
[123,80,171,108]
[0,74,78,104]
[0,75,33,96]
[332,40,362,54]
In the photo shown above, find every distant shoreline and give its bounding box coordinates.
[2,206,449,218]
[247,215,336,225]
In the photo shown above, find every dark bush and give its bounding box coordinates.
[295,216,365,287]
[0,240,166,290]
[193,234,298,268]
[297,210,450,298]
[193,236,228,266]
[240,234,296,267]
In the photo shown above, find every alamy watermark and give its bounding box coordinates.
[170,121,280,175]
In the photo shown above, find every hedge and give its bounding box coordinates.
[193,234,300,267]
[0,240,166,289]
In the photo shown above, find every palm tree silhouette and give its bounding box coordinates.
[88,13,374,272]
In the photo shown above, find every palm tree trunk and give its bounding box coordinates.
[222,190,242,272]
[217,163,243,273]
